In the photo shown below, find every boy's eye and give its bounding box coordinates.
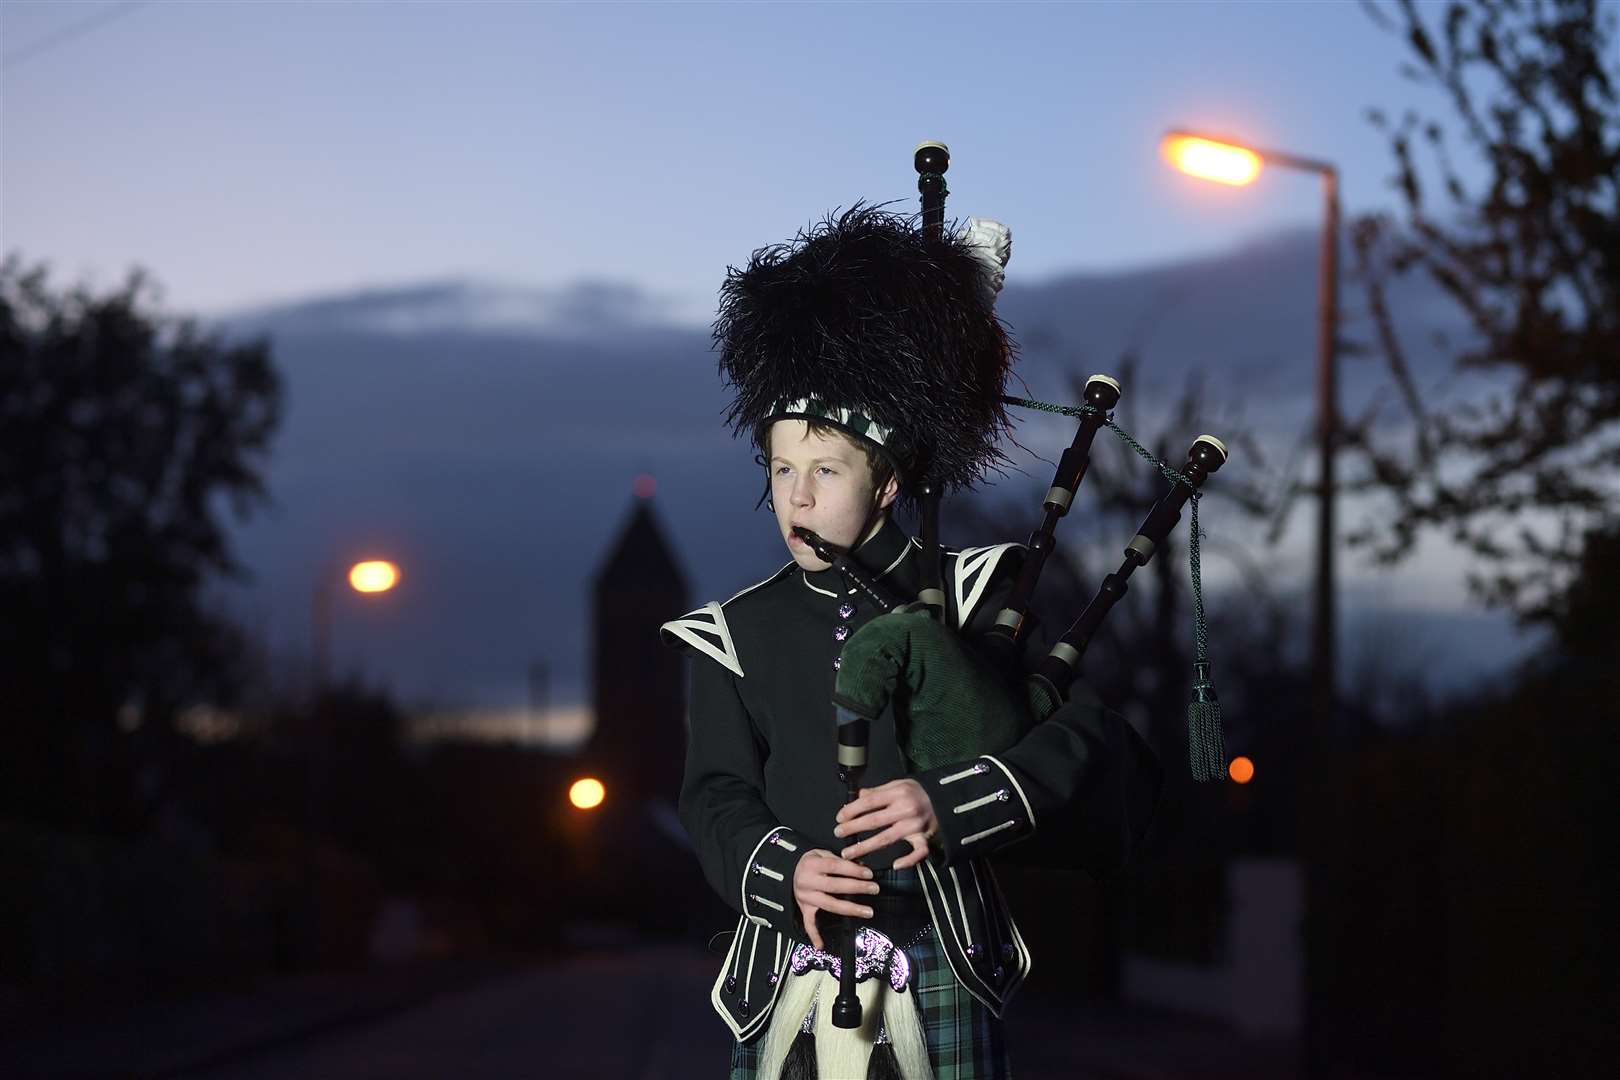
[817,466,837,477]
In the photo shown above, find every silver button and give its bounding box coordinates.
[838,602,856,620]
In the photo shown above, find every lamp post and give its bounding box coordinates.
[301,558,399,964]
[1163,128,1340,1075]
[1161,129,1339,743]
[312,559,401,691]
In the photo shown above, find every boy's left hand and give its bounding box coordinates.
[834,779,938,869]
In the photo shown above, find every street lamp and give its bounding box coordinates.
[1161,128,1340,742]
[312,559,401,690]
[300,557,400,965]
[1165,127,1342,1075]
[569,777,606,811]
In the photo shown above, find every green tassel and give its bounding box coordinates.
[1184,490,1227,782]
[1187,661,1226,783]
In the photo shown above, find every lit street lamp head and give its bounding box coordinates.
[1161,131,1262,186]
[348,560,399,594]
[569,777,606,810]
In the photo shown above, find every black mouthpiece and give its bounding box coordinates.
[792,525,839,563]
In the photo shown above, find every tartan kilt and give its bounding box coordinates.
[726,920,1011,1080]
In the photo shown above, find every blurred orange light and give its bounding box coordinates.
[348,560,399,593]
[1163,134,1262,186]
[1229,756,1255,784]
[569,777,606,810]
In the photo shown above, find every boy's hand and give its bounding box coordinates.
[834,779,938,869]
[792,850,879,951]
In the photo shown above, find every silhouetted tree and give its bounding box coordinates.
[1348,0,1619,632]
[0,258,282,827]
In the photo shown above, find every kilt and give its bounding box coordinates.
[726,869,1011,1080]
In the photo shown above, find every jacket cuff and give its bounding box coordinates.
[919,755,1036,866]
[739,825,806,934]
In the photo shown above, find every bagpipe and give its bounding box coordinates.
[810,142,1231,1032]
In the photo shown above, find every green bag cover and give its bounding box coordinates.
[832,604,1055,771]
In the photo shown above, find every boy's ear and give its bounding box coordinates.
[876,473,900,511]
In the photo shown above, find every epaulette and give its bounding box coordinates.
[947,542,1023,629]
[658,562,796,678]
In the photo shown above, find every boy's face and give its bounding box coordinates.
[768,420,899,572]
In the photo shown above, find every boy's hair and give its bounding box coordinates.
[754,419,896,512]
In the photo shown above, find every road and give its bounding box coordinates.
[6,945,1300,1079]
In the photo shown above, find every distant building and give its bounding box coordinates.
[555,488,727,936]
[589,493,690,804]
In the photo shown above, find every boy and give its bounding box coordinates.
[662,207,1157,1080]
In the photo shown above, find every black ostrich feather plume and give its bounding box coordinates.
[712,203,1016,498]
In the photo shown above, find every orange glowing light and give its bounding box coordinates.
[634,473,657,499]
[348,560,399,593]
[1229,756,1255,784]
[569,777,606,810]
[1163,134,1263,186]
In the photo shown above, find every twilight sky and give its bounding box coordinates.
[5,0,1460,320]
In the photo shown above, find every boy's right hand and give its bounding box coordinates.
[792,849,880,951]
